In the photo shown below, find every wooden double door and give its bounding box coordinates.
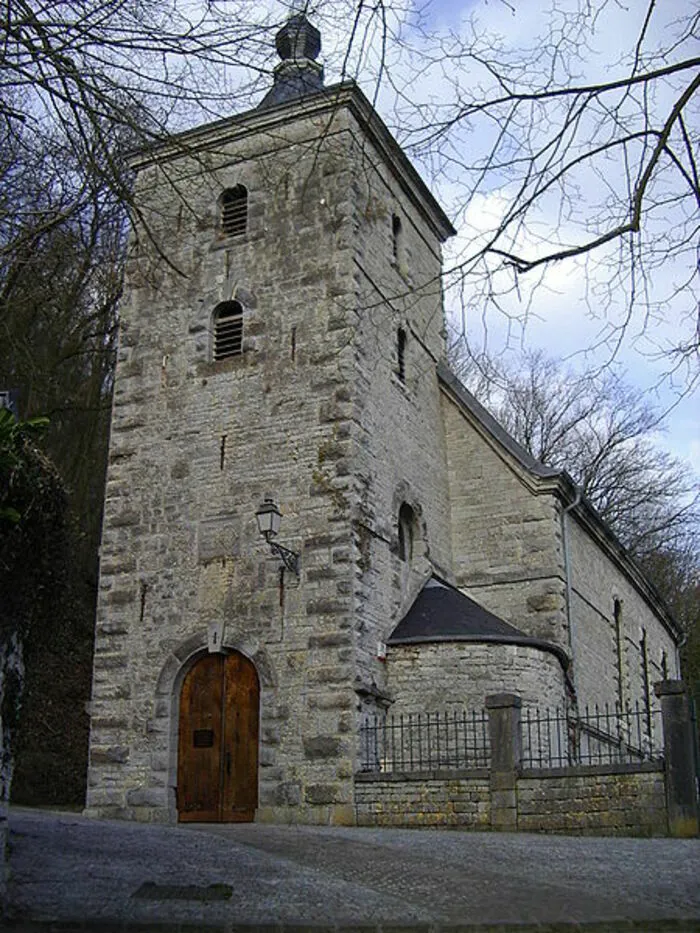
[177,651,259,822]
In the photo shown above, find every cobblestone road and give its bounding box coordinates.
[6,807,700,931]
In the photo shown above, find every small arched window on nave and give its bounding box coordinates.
[391,212,402,264]
[213,301,243,361]
[398,502,416,563]
[396,327,407,383]
[220,185,248,237]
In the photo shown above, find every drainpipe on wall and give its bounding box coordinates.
[674,629,687,682]
[561,486,582,676]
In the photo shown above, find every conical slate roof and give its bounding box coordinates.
[387,576,570,667]
[388,577,523,644]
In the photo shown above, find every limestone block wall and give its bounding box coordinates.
[517,764,667,836]
[343,117,454,702]
[386,642,567,713]
[87,105,371,824]
[567,516,679,721]
[440,391,568,652]
[355,772,490,828]
[440,377,679,729]
[356,763,667,836]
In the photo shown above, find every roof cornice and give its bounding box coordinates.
[566,494,681,642]
[437,362,561,488]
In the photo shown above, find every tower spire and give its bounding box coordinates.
[258,10,324,110]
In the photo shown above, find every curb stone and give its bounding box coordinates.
[3,921,700,932]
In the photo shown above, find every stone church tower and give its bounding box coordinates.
[86,13,455,824]
[86,13,680,826]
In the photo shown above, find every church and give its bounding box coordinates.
[85,13,680,825]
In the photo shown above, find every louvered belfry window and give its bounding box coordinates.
[213,301,243,360]
[220,185,248,237]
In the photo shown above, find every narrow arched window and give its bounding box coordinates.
[398,502,415,563]
[391,213,402,263]
[220,185,248,237]
[613,598,624,712]
[397,327,406,383]
[213,301,243,360]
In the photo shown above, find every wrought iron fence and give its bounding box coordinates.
[359,709,491,773]
[521,702,664,769]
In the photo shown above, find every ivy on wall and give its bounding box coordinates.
[0,409,90,805]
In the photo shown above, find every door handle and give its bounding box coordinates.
[225,750,231,777]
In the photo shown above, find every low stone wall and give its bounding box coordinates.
[356,685,699,838]
[518,763,667,836]
[354,762,667,836]
[355,770,490,828]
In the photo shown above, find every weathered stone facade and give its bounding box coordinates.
[86,83,456,824]
[567,512,679,718]
[355,772,491,828]
[86,16,682,827]
[387,642,567,714]
[440,382,567,652]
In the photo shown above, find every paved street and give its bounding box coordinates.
[5,807,700,931]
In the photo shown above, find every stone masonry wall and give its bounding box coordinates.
[386,642,567,713]
[518,764,667,836]
[87,105,371,824]
[440,391,568,653]
[355,772,490,828]
[87,89,461,826]
[568,516,679,723]
[344,116,454,708]
[441,381,679,734]
[356,764,667,836]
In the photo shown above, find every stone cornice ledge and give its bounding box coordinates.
[386,632,571,671]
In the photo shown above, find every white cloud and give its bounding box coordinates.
[219,0,698,473]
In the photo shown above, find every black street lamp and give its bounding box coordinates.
[255,497,300,577]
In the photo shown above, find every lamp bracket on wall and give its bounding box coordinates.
[255,497,300,577]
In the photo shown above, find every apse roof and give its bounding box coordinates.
[388,576,524,644]
[387,577,570,667]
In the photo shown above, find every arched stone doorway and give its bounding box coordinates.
[177,651,259,822]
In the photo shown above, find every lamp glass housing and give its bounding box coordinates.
[256,497,282,538]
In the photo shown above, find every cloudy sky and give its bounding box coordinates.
[308,0,698,473]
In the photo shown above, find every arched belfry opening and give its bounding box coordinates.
[177,650,259,822]
[212,300,243,361]
[219,185,248,237]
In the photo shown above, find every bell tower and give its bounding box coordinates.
[85,13,454,825]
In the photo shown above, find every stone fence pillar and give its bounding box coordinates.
[654,680,699,838]
[485,693,522,831]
